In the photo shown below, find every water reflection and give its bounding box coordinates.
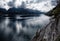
[0,15,50,41]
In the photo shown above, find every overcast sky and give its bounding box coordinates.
[0,0,57,12]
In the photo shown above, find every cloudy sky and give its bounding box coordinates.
[0,0,57,12]
[0,0,57,41]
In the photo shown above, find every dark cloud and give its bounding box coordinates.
[8,0,16,7]
[51,0,57,6]
[8,2,14,7]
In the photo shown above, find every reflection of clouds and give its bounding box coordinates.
[5,17,10,25]
[0,17,13,36]
[15,14,50,34]
[26,14,50,27]
[16,21,22,34]
[0,14,50,41]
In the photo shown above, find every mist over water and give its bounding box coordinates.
[0,14,50,41]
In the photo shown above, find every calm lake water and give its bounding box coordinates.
[0,14,50,41]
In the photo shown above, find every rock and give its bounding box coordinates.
[31,3,60,41]
[31,14,60,41]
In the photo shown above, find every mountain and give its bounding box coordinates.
[45,3,60,16]
[0,8,45,17]
[7,8,44,16]
[0,8,7,14]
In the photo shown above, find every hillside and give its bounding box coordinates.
[31,2,60,41]
[0,8,44,17]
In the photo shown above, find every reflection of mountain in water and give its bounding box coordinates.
[0,8,48,41]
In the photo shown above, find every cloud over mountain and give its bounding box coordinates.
[0,0,57,12]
